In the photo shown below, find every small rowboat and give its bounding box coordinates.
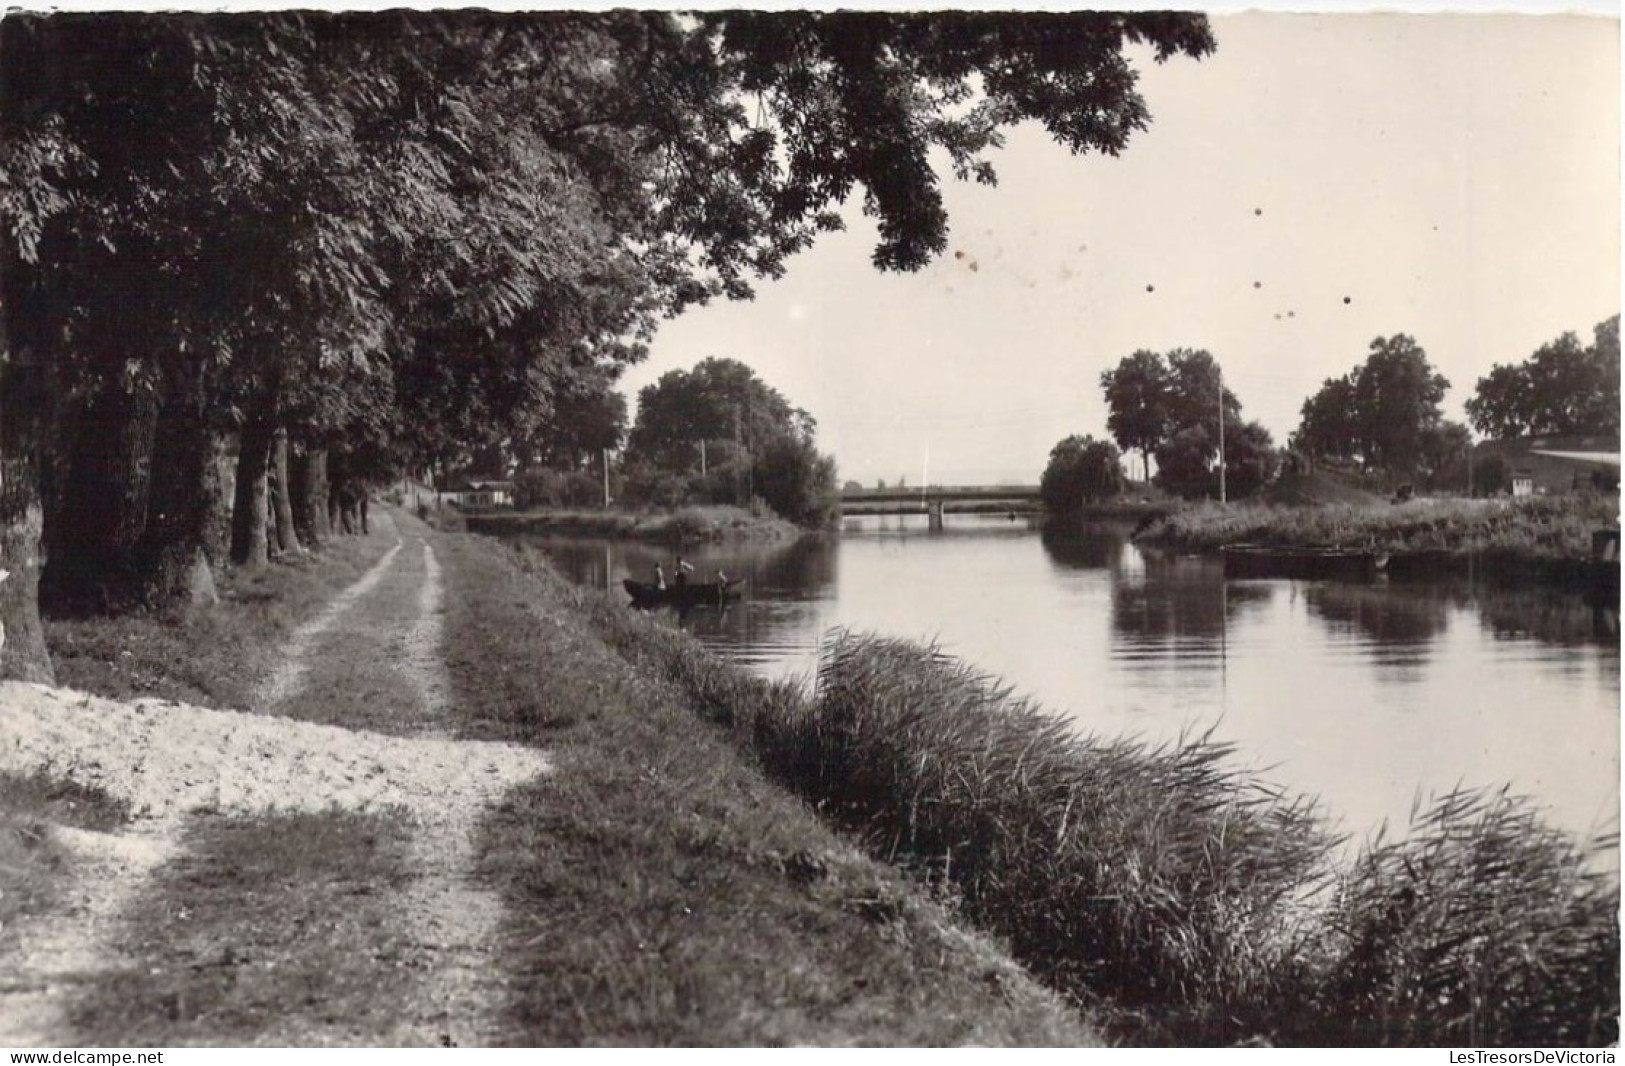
[623,577,745,608]
[1221,544,1387,581]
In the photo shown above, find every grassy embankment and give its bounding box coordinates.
[1139,495,1619,589]
[43,531,394,707]
[427,527,1095,1044]
[499,539,1619,1046]
[461,503,800,544]
[16,512,1095,1046]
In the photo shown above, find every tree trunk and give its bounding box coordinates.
[269,427,301,555]
[40,379,160,614]
[0,334,57,681]
[290,445,330,547]
[230,414,273,570]
[289,449,313,546]
[328,446,352,534]
[134,395,225,612]
[0,466,54,684]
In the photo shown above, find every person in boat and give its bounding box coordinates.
[674,556,694,588]
[653,562,666,590]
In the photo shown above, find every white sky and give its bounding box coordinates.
[622,10,1622,486]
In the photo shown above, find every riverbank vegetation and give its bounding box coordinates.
[463,504,800,544]
[1136,495,1618,585]
[1466,317,1620,441]
[526,541,1617,1045]
[1074,318,1616,515]
[14,508,1616,1045]
[1039,435,1125,513]
[1096,348,1280,499]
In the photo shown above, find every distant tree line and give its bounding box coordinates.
[1040,435,1123,513]
[1290,334,1459,485]
[1089,347,1278,501]
[617,357,839,527]
[1293,316,1618,493]
[1465,316,1619,441]
[1046,313,1617,512]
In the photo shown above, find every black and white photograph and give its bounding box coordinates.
[0,1,1618,1050]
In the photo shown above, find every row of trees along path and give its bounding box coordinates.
[0,11,1216,683]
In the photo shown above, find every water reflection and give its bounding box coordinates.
[1471,583,1621,650]
[1108,553,1272,646]
[1039,523,1126,571]
[529,531,838,603]
[1305,582,1452,646]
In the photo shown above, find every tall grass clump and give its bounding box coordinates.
[805,634,1336,1033]
[1321,787,1618,1046]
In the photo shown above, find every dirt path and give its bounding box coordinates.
[0,512,551,1046]
[0,821,177,1048]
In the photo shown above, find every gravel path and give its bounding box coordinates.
[0,512,551,1046]
[1,683,546,824]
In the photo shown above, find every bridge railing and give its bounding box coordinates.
[838,485,1042,504]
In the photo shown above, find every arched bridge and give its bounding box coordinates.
[839,485,1043,531]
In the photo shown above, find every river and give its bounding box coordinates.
[525,514,1620,851]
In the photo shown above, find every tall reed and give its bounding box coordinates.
[1322,786,1618,1046]
[807,634,1336,1028]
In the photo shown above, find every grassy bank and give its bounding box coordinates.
[428,530,1096,1044]
[461,504,800,545]
[43,532,394,707]
[23,511,1616,1045]
[1139,496,1619,589]
[514,539,1618,1046]
[1140,495,1616,557]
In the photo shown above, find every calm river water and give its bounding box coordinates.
[527,515,1620,849]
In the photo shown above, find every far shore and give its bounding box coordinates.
[459,504,803,544]
[1132,494,1620,597]
[462,497,1177,541]
[458,493,1620,599]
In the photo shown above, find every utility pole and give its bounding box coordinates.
[733,403,743,506]
[1217,364,1227,505]
[700,439,707,478]
[602,448,611,508]
[743,395,754,504]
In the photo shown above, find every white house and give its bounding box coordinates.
[440,479,513,509]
